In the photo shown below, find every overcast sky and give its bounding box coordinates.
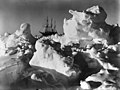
[0,0,119,35]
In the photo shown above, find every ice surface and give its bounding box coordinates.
[0,5,120,90]
[29,5,120,90]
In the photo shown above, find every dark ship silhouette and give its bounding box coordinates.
[39,17,57,36]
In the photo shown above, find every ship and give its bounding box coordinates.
[39,17,57,36]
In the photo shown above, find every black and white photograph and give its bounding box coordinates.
[0,0,119,90]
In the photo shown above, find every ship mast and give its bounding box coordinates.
[45,16,49,33]
[53,20,57,32]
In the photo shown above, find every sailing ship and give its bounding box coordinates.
[39,17,57,36]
